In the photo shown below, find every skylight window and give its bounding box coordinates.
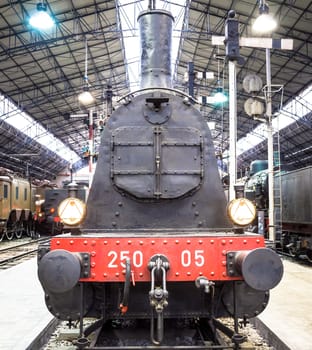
[0,95,80,164]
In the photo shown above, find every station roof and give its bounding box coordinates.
[0,0,311,180]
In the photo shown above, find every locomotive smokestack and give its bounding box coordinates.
[138,9,174,89]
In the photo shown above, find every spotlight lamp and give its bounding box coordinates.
[78,39,95,105]
[78,86,94,105]
[214,87,228,104]
[253,0,277,33]
[29,2,54,30]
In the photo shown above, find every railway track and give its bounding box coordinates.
[0,237,50,269]
[40,317,274,350]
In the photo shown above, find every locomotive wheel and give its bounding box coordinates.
[24,222,30,237]
[0,231,4,242]
[15,222,23,239]
[288,245,298,258]
[25,218,34,237]
[27,223,36,238]
[5,227,14,240]
[28,227,36,239]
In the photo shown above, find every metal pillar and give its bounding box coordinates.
[228,60,237,202]
[88,109,94,188]
[266,48,275,242]
[188,62,194,98]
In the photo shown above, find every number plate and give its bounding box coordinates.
[51,235,264,282]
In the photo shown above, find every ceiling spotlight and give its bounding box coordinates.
[78,86,94,105]
[29,2,54,30]
[252,1,277,33]
[78,39,94,105]
[213,87,228,104]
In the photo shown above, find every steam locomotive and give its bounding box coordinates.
[245,160,312,261]
[37,8,283,348]
[38,184,88,235]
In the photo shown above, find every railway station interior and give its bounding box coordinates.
[0,0,311,349]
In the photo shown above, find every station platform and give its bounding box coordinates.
[0,258,56,350]
[252,258,312,350]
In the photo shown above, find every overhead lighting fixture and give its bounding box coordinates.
[214,87,228,104]
[78,39,94,105]
[78,87,94,105]
[213,53,227,105]
[29,2,54,30]
[252,1,277,33]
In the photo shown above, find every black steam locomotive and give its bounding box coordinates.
[37,8,283,348]
[245,160,312,261]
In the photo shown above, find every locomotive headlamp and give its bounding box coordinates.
[58,197,86,226]
[227,198,256,226]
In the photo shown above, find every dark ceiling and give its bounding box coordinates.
[0,0,311,180]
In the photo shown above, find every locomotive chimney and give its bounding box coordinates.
[137,8,174,89]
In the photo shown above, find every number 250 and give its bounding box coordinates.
[108,250,143,268]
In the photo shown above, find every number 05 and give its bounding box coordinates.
[181,250,205,267]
